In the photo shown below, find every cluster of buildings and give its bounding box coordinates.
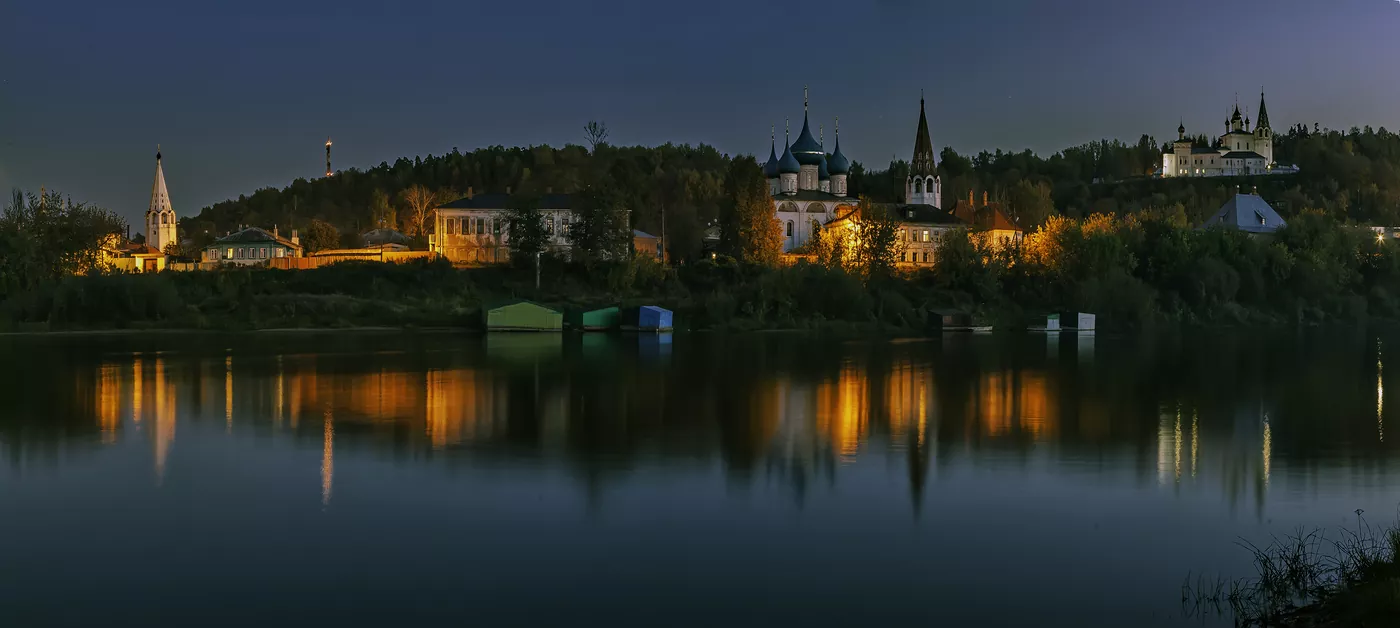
[1160,92,1298,178]
[107,89,1306,273]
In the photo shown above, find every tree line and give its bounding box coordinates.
[181,122,1400,261]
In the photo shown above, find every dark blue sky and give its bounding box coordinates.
[4,0,1399,227]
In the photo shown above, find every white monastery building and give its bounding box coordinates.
[1162,92,1296,178]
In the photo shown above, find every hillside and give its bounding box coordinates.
[181,124,1400,261]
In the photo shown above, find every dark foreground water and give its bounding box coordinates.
[1,330,1397,627]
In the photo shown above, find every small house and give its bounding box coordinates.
[204,226,303,265]
[632,230,663,261]
[485,301,563,331]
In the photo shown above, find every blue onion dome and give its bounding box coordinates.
[763,141,780,179]
[818,153,830,180]
[790,115,824,166]
[778,143,800,174]
[828,138,850,175]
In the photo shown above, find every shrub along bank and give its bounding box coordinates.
[3,210,1399,333]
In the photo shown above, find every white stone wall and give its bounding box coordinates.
[906,175,940,206]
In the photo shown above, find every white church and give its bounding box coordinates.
[764,91,946,253]
[763,89,856,252]
[1162,93,1296,178]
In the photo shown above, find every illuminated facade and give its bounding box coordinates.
[766,89,856,252]
[1162,93,1294,177]
[203,226,303,265]
[430,191,627,265]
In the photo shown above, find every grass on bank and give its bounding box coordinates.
[1183,509,1400,627]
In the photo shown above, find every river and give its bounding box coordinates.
[0,330,1395,627]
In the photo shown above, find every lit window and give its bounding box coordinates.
[922,230,930,242]
[276,248,285,258]
[226,248,233,258]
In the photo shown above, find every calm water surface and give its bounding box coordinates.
[1,330,1397,627]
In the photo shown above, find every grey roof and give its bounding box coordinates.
[361,228,411,246]
[1222,130,1255,137]
[213,226,300,248]
[1201,194,1286,234]
[1190,147,1221,154]
[1222,151,1266,159]
[439,193,575,210]
[632,229,657,239]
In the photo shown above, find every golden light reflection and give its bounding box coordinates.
[424,369,500,448]
[321,407,334,507]
[274,356,284,426]
[97,364,120,444]
[1018,373,1051,440]
[224,355,233,432]
[816,365,867,461]
[978,372,1014,437]
[152,358,175,484]
[131,358,143,425]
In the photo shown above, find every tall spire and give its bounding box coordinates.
[147,145,176,252]
[819,124,824,148]
[804,85,808,113]
[1256,91,1271,130]
[911,92,936,177]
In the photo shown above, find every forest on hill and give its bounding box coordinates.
[181,122,1400,263]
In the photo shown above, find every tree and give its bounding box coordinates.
[570,184,632,263]
[0,188,125,297]
[370,189,396,230]
[401,185,439,236]
[853,197,903,277]
[304,218,340,253]
[584,121,609,152]
[505,194,548,262]
[1008,179,1056,228]
[720,157,782,265]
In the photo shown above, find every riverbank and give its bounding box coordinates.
[0,243,1393,334]
[1186,512,1400,626]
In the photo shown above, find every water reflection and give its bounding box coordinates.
[1,331,1398,514]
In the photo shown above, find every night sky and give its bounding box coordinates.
[4,0,1399,227]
